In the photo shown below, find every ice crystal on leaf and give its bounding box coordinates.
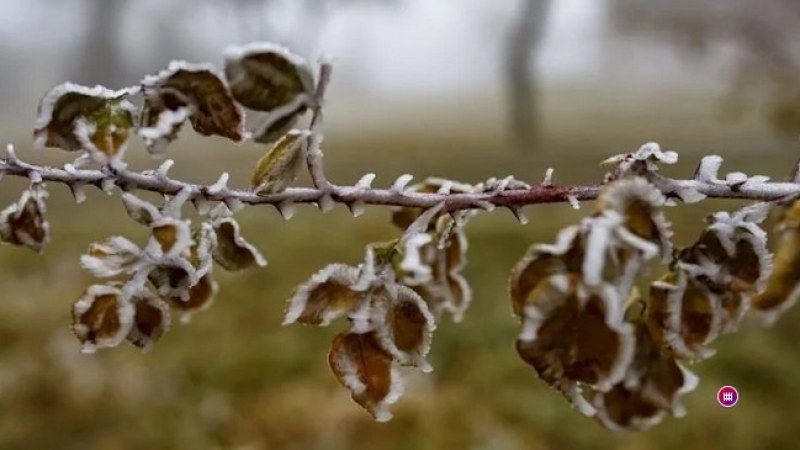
[0,184,50,253]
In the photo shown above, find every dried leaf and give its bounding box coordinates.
[212,217,267,270]
[509,226,584,317]
[224,42,314,112]
[126,286,171,352]
[140,61,244,149]
[328,331,404,422]
[80,236,142,277]
[71,284,134,353]
[150,217,193,258]
[516,275,634,393]
[592,325,698,431]
[597,177,672,259]
[645,271,722,361]
[753,199,800,321]
[0,186,50,253]
[252,103,306,144]
[33,83,136,164]
[372,285,435,370]
[284,263,362,326]
[166,273,219,323]
[121,193,161,226]
[250,129,309,194]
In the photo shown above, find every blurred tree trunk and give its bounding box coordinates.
[69,0,128,87]
[505,0,551,153]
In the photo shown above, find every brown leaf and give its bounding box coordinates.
[166,273,219,323]
[284,263,362,326]
[80,236,142,277]
[211,217,267,271]
[33,83,136,161]
[592,324,698,431]
[0,186,50,253]
[372,285,435,370]
[597,177,672,258]
[140,62,244,152]
[509,226,583,317]
[516,275,634,392]
[126,287,171,352]
[753,199,800,320]
[328,331,403,422]
[71,284,134,353]
[224,42,314,112]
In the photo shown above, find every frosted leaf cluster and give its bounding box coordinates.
[508,144,786,430]
[74,192,265,353]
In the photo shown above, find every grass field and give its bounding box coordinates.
[1,94,799,449]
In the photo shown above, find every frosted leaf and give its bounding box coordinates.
[328,331,405,422]
[645,271,722,361]
[166,273,218,324]
[753,199,800,322]
[283,263,362,326]
[398,233,433,285]
[33,83,136,163]
[188,222,217,279]
[253,100,308,144]
[80,236,142,278]
[138,106,191,155]
[592,324,699,431]
[126,285,171,353]
[250,130,309,194]
[224,42,315,112]
[509,226,583,318]
[602,142,678,179]
[516,275,635,395]
[597,177,673,259]
[150,217,193,258]
[71,284,135,354]
[0,185,50,253]
[140,61,245,149]
[146,257,197,302]
[121,193,161,226]
[211,217,267,271]
[371,285,436,371]
[693,155,723,183]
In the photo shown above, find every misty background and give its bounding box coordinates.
[2,1,800,450]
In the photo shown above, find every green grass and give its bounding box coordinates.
[1,112,800,449]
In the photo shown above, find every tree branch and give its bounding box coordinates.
[2,150,799,215]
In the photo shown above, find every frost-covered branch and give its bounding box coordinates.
[1,147,799,215]
[4,40,800,433]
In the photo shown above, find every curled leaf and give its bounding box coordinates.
[516,275,635,394]
[591,324,699,431]
[284,263,362,326]
[597,177,672,259]
[150,217,193,258]
[224,42,314,112]
[71,284,134,354]
[126,286,171,352]
[371,285,435,371]
[33,83,136,165]
[645,271,722,361]
[80,236,142,277]
[250,129,309,194]
[121,193,161,226]
[140,61,244,152]
[166,273,219,323]
[328,331,404,422]
[0,186,50,253]
[509,226,583,317]
[212,217,267,270]
[753,199,800,322]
